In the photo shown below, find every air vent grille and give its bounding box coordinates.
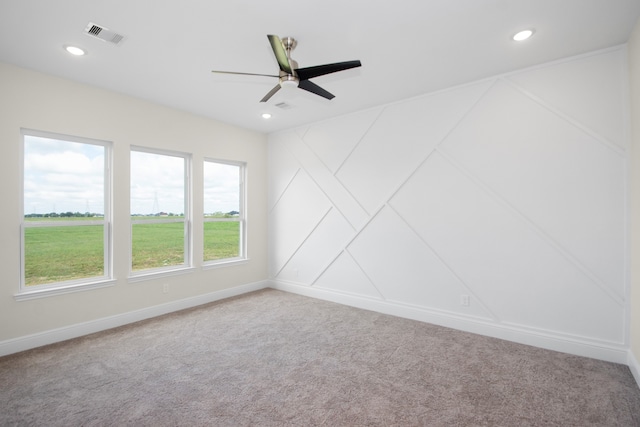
[87,24,102,36]
[84,22,125,45]
[275,102,293,110]
[110,34,124,44]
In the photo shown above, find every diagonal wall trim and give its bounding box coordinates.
[502,77,626,157]
[302,107,386,176]
[342,247,386,300]
[332,173,374,217]
[388,80,499,204]
[333,107,386,177]
[268,166,301,215]
[302,205,387,299]
[360,149,437,217]
[436,148,625,307]
[305,202,390,296]
[274,205,333,278]
[386,203,501,322]
[364,80,499,217]
[311,249,386,300]
[308,246,346,288]
[309,248,346,286]
[295,126,310,140]
[284,134,368,229]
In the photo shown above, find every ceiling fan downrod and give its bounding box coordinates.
[278,37,300,88]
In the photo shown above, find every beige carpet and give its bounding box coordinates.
[1,289,639,426]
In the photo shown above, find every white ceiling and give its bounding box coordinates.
[1,0,639,134]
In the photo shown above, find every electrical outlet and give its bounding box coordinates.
[461,295,470,307]
[163,283,169,294]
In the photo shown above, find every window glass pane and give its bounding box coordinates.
[204,162,240,218]
[203,221,240,260]
[130,149,187,272]
[203,161,243,263]
[24,136,104,218]
[23,133,108,288]
[24,224,104,286]
[131,151,185,218]
[131,222,184,270]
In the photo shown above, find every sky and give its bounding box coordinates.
[24,135,240,216]
[130,150,185,215]
[24,135,105,215]
[203,161,240,214]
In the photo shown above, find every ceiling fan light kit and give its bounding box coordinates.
[279,74,299,89]
[212,34,361,102]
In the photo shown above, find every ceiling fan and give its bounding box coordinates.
[211,35,362,102]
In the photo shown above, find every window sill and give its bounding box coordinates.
[202,257,249,270]
[128,266,196,283]
[15,279,117,301]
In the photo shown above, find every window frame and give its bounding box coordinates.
[17,129,114,300]
[202,158,247,267]
[129,145,193,281]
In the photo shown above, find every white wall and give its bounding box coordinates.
[269,47,630,363]
[0,63,268,352]
[629,16,640,380]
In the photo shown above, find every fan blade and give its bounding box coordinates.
[295,60,361,81]
[260,84,281,102]
[212,70,279,78]
[267,35,292,74]
[298,80,335,100]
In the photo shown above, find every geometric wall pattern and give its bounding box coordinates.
[268,47,628,349]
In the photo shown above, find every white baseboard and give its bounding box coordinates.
[2,278,632,370]
[629,350,640,389]
[270,280,629,365]
[0,280,269,357]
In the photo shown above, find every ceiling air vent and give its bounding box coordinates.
[275,102,293,110]
[84,22,125,45]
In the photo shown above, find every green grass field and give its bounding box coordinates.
[24,225,104,286]
[24,220,240,286]
[203,221,240,261]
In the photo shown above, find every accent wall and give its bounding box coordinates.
[269,46,630,363]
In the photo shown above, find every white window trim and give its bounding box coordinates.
[202,258,249,270]
[18,129,113,298]
[202,158,247,266]
[129,145,192,278]
[14,279,117,301]
[127,266,196,284]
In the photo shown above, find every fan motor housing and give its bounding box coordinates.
[279,74,299,88]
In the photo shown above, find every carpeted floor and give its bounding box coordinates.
[1,289,639,426]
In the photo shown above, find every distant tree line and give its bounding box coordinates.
[26,210,238,219]
[24,212,103,218]
[205,211,240,218]
[130,212,184,217]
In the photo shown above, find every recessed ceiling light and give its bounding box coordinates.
[64,45,86,56]
[261,113,272,119]
[512,29,534,42]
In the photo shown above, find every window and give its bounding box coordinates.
[203,159,245,264]
[130,147,191,275]
[21,129,112,293]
